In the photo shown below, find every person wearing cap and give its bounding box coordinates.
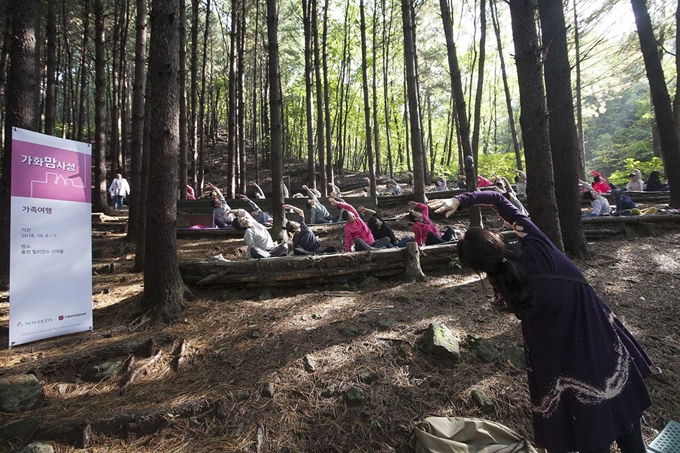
[626,170,644,192]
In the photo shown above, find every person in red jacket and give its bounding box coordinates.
[477,175,494,187]
[589,170,611,193]
[329,198,390,252]
[407,201,457,246]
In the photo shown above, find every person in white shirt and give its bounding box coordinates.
[232,210,287,258]
[626,170,645,192]
[582,190,611,218]
[108,173,131,211]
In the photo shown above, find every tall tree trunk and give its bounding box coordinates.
[252,0,260,185]
[198,0,211,197]
[382,0,394,177]
[179,0,188,199]
[470,0,486,159]
[189,0,199,190]
[237,0,246,194]
[360,0,376,196]
[402,0,424,202]
[371,1,381,177]
[631,0,680,208]
[44,0,57,135]
[508,0,562,248]
[538,0,587,257]
[0,5,12,148]
[142,0,183,323]
[439,0,480,226]
[0,0,40,286]
[135,75,152,271]
[110,2,122,175]
[322,0,333,187]
[302,0,316,189]
[266,0,284,236]
[128,0,147,238]
[93,0,109,214]
[490,0,521,169]
[226,0,238,197]
[312,0,326,195]
[571,0,585,179]
[76,0,89,142]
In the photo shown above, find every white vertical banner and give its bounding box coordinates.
[9,128,93,347]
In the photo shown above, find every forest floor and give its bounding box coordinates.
[1,203,679,452]
[1,150,680,452]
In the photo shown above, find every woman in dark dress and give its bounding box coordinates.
[429,191,651,453]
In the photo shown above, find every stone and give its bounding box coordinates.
[358,371,379,384]
[341,324,360,338]
[250,329,261,339]
[321,384,336,398]
[502,346,526,370]
[471,389,494,413]
[83,361,122,382]
[303,355,317,372]
[467,334,499,364]
[261,382,275,397]
[258,290,272,300]
[344,386,366,404]
[20,443,54,453]
[421,323,460,365]
[0,417,41,439]
[0,374,44,413]
[360,276,380,289]
[377,318,397,330]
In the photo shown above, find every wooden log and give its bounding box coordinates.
[404,241,426,281]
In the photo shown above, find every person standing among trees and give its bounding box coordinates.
[108,173,131,211]
[428,191,651,453]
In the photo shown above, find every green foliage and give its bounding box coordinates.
[475,152,524,180]
[607,157,665,188]
[583,82,655,178]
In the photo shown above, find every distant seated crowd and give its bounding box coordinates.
[196,166,670,259]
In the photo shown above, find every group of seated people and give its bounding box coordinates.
[579,169,667,218]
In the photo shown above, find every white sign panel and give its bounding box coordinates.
[9,128,93,347]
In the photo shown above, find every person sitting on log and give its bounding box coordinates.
[611,189,635,216]
[329,198,391,252]
[407,200,457,246]
[283,204,337,256]
[477,174,494,188]
[232,210,288,259]
[582,190,611,219]
[206,182,234,229]
[302,185,334,224]
[644,170,669,192]
[237,194,273,226]
[626,169,644,192]
[249,181,266,199]
[434,176,448,191]
[328,182,342,197]
[358,206,413,248]
[386,179,404,196]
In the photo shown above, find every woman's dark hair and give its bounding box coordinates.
[232,218,246,231]
[341,210,350,221]
[582,191,594,201]
[366,215,381,230]
[305,198,313,210]
[456,227,533,319]
[211,198,221,209]
[408,211,417,223]
[593,175,601,183]
[284,222,297,234]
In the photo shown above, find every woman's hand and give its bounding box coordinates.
[428,198,460,218]
[328,197,338,205]
[407,200,418,208]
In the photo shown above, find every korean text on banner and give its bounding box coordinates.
[9,127,93,347]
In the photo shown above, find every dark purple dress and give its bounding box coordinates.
[456,191,652,452]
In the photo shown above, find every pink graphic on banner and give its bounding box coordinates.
[11,139,91,203]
